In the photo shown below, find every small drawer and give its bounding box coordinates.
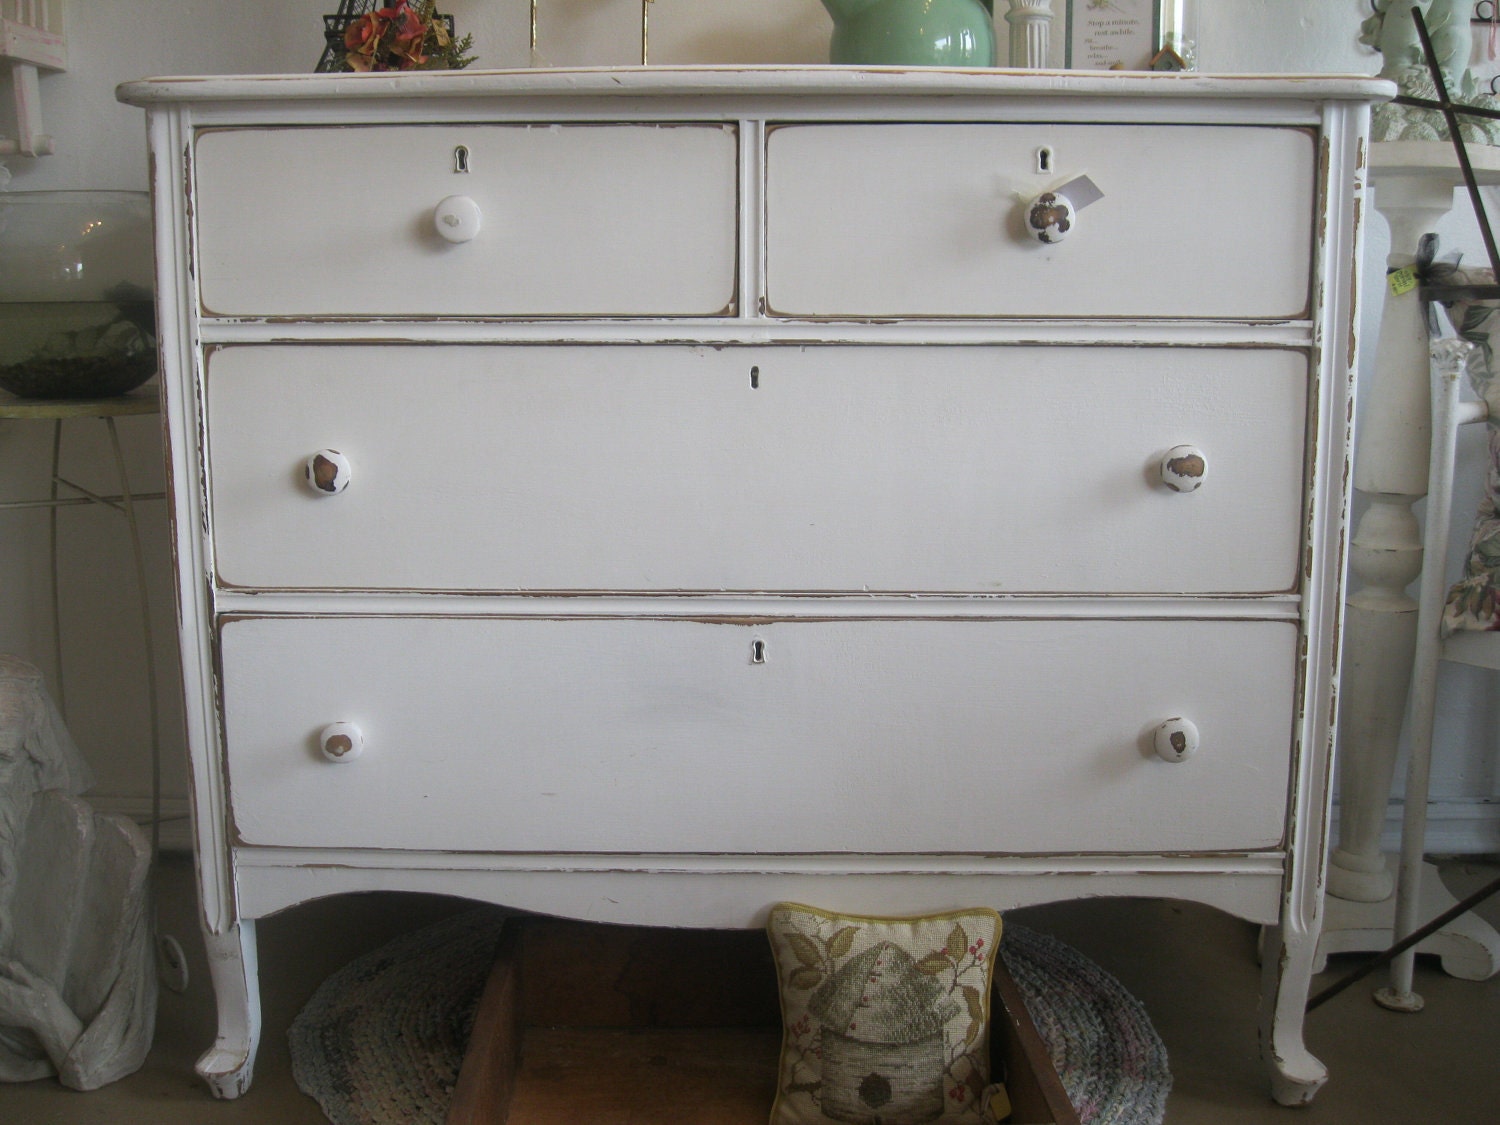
[204,343,1309,596]
[220,615,1296,854]
[765,124,1314,319]
[192,124,739,318]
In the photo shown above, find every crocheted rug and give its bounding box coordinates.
[288,907,504,1125]
[287,911,1169,1125]
[1000,923,1172,1125]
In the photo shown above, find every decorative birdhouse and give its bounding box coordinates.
[807,941,961,1124]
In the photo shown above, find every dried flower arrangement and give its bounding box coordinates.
[333,1,475,72]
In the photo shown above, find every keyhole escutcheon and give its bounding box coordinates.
[750,639,767,664]
[454,145,471,174]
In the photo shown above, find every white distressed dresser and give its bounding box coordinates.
[117,67,1387,1105]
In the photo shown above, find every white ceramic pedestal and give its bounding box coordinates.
[1319,857,1497,979]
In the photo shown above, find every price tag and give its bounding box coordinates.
[1058,174,1104,211]
[982,1083,1013,1123]
[1388,267,1418,297]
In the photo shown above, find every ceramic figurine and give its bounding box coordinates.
[821,0,997,67]
[1361,0,1500,143]
[0,656,156,1090]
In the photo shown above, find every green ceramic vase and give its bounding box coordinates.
[822,0,996,67]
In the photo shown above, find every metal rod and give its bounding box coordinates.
[1394,93,1500,122]
[48,419,64,715]
[1386,341,1473,1008]
[1421,283,1500,299]
[52,473,128,514]
[105,417,162,865]
[0,491,166,511]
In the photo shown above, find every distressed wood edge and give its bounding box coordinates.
[116,66,1395,107]
[446,922,521,1125]
[992,954,1082,1125]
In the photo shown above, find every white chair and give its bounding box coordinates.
[1382,333,1500,1010]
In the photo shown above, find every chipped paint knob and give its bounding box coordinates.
[1025,190,1075,244]
[304,449,351,496]
[319,722,364,763]
[1153,717,1199,763]
[433,194,482,244]
[1160,445,1207,493]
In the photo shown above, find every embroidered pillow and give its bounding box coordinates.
[766,903,1002,1124]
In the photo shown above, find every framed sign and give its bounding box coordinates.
[1065,0,1193,71]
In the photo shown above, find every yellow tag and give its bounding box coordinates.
[986,1083,1014,1121]
[1388,267,1418,296]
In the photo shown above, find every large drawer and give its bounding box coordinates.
[204,344,1309,595]
[220,615,1297,854]
[192,124,739,318]
[765,124,1315,319]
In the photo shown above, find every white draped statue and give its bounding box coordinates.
[0,655,156,1090]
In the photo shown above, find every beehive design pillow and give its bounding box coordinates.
[766,903,1002,1124]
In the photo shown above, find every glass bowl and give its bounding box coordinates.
[0,191,157,400]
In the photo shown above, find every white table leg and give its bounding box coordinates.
[1260,920,1327,1106]
[196,919,260,1099]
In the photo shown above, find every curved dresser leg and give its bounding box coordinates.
[1259,922,1328,1106]
[196,919,261,1099]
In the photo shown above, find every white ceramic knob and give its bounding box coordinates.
[1153,717,1199,763]
[1160,445,1207,493]
[433,194,482,243]
[319,722,364,763]
[305,449,351,496]
[1025,190,1076,244]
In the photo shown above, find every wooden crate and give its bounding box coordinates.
[448,918,1079,1125]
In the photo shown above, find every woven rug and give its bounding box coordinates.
[1000,923,1172,1125]
[288,911,1169,1125]
[288,907,506,1125]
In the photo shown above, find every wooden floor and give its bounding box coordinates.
[504,1028,780,1125]
[446,916,1075,1125]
